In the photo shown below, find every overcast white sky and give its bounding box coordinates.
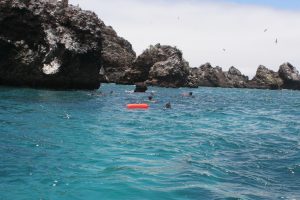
[70,0,300,77]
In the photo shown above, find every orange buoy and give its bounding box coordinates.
[127,104,149,109]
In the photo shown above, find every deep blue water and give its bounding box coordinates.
[0,84,300,200]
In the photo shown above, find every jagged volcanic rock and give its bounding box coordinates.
[0,0,102,89]
[278,63,300,90]
[124,44,190,87]
[187,64,248,88]
[225,66,249,88]
[188,63,229,87]
[1,1,300,91]
[100,24,136,84]
[248,65,283,89]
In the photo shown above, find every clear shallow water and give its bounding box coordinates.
[0,84,300,200]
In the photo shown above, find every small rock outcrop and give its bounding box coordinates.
[278,63,300,90]
[187,64,248,88]
[189,63,229,87]
[0,0,102,89]
[134,82,148,93]
[248,65,283,89]
[125,44,190,88]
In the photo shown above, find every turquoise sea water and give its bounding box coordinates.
[0,84,300,200]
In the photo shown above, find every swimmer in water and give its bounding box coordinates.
[147,96,156,103]
[182,92,194,97]
[64,112,71,119]
[88,91,106,97]
[165,102,171,109]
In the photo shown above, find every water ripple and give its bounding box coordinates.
[0,85,300,200]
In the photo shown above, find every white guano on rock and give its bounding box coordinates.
[43,58,61,75]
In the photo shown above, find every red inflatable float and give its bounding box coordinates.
[127,104,149,109]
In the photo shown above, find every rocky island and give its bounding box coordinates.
[0,0,300,90]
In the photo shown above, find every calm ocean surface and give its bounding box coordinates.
[0,84,299,200]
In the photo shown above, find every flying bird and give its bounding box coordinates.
[222,48,226,51]
[275,38,278,44]
[264,28,268,32]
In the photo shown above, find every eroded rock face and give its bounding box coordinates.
[248,65,283,89]
[124,44,190,87]
[100,24,136,84]
[278,63,300,90]
[147,54,190,88]
[225,66,249,88]
[0,0,102,89]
